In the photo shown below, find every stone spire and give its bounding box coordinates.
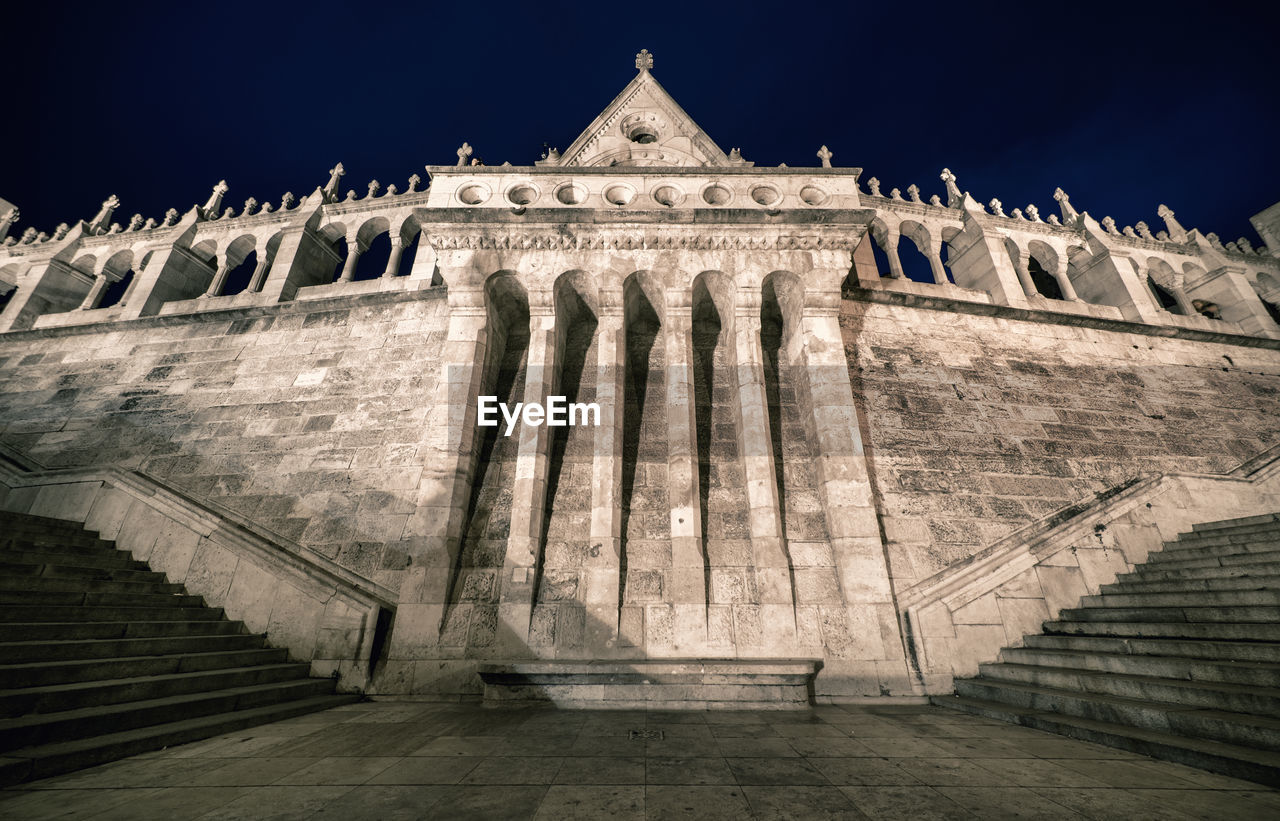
[1157,204,1188,242]
[1053,188,1079,225]
[940,168,962,207]
[0,206,17,242]
[88,195,120,234]
[201,181,229,219]
[322,164,345,203]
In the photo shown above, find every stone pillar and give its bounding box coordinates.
[1052,256,1081,302]
[798,282,913,695]
[1011,249,1038,298]
[882,232,906,280]
[664,286,708,651]
[584,291,626,648]
[734,286,795,644]
[383,236,406,278]
[247,256,272,292]
[497,292,558,653]
[925,240,950,285]
[337,229,362,282]
[203,257,232,298]
[391,279,490,659]
[1168,279,1198,316]
[78,274,109,310]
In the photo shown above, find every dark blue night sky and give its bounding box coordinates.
[5,1,1277,245]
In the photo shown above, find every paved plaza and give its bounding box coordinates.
[1,700,1277,820]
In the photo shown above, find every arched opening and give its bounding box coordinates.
[1147,277,1180,313]
[1256,273,1280,325]
[1028,256,1064,300]
[446,272,530,651]
[219,235,260,296]
[620,272,667,617]
[1146,260,1183,315]
[97,271,134,309]
[533,272,600,652]
[392,231,422,278]
[898,221,937,283]
[328,236,348,283]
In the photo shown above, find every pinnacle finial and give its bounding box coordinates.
[636,49,653,71]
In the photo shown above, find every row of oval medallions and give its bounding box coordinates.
[455,182,833,208]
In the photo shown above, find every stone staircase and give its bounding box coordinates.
[934,513,1280,786]
[0,511,359,785]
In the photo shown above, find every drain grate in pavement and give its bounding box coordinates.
[629,729,664,740]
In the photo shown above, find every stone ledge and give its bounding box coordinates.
[476,659,822,709]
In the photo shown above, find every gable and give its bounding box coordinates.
[552,51,746,169]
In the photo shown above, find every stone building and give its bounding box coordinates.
[2,49,1279,715]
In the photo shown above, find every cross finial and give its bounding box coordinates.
[636,49,653,71]
[816,145,833,168]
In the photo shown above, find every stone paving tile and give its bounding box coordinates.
[553,756,645,785]
[934,785,1087,819]
[643,785,752,819]
[532,784,644,820]
[1,700,1277,820]
[741,785,868,820]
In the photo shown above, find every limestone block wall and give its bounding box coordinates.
[841,296,1280,600]
[0,291,450,592]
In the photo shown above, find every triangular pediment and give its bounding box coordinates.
[553,54,745,169]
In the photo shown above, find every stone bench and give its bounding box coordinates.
[475,659,823,709]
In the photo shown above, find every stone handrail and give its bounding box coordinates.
[0,441,395,692]
[899,443,1280,693]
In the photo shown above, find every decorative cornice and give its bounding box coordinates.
[425,231,858,252]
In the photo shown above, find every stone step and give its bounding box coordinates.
[950,678,1280,753]
[998,646,1280,687]
[0,620,247,642]
[1121,563,1280,583]
[1023,634,1280,664]
[0,604,225,623]
[0,550,149,572]
[0,512,100,535]
[0,647,289,688]
[0,576,183,596]
[0,694,359,787]
[1102,576,1280,594]
[932,692,1280,786]
[0,590,205,608]
[0,633,266,664]
[1146,544,1280,565]
[1192,514,1280,532]
[974,662,1280,717]
[0,663,314,719]
[2,538,131,559]
[1081,590,1280,608]
[1055,605,1280,624]
[0,560,166,583]
[1166,534,1280,552]
[1044,619,1280,642]
[0,678,338,752]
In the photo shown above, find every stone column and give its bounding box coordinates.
[926,240,950,285]
[247,256,272,292]
[882,232,906,280]
[584,290,626,648]
[391,279,490,661]
[734,286,795,644]
[383,236,407,278]
[664,286,708,651]
[203,257,231,298]
[78,274,109,310]
[337,229,362,282]
[1052,256,1081,302]
[1167,277,1198,316]
[1011,249,1039,298]
[497,292,558,653]
[798,282,913,695]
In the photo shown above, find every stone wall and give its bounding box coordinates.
[0,290,449,592]
[841,297,1280,597]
